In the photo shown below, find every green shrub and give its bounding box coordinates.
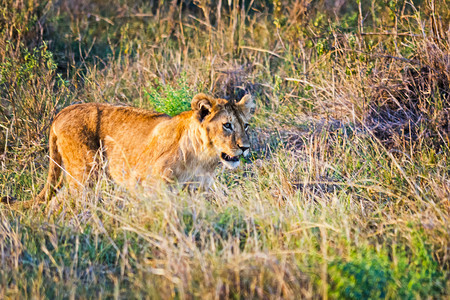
[143,74,193,116]
[328,249,391,299]
[328,236,445,299]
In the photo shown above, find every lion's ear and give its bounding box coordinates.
[191,93,215,121]
[236,94,256,118]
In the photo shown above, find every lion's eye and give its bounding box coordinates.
[223,123,233,130]
[244,123,249,131]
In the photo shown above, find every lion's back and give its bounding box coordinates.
[52,103,170,141]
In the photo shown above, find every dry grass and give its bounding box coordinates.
[0,0,449,298]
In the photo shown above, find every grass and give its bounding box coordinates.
[0,0,449,298]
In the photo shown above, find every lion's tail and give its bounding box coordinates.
[34,127,63,204]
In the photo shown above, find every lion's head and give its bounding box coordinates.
[191,93,256,169]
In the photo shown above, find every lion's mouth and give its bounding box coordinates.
[221,152,239,162]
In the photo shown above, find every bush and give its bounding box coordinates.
[328,237,445,299]
[143,74,193,116]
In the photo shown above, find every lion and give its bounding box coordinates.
[31,93,255,204]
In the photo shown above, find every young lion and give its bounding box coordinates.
[34,93,255,203]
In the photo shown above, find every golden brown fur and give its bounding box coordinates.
[34,93,255,203]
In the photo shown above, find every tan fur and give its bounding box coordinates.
[34,93,255,203]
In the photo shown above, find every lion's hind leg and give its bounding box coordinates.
[55,132,102,199]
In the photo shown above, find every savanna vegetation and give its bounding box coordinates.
[0,0,449,298]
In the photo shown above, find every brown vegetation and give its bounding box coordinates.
[0,0,448,298]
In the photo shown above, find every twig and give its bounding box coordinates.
[115,13,154,18]
[188,14,215,30]
[239,46,284,59]
[47,155,84,188]
[361,32,421,37]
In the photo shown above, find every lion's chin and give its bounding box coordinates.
[221,159,240,169]
[220,152,241,169]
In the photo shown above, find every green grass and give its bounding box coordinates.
[0,0,449,298]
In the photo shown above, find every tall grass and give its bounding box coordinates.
[0,0,449,298]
